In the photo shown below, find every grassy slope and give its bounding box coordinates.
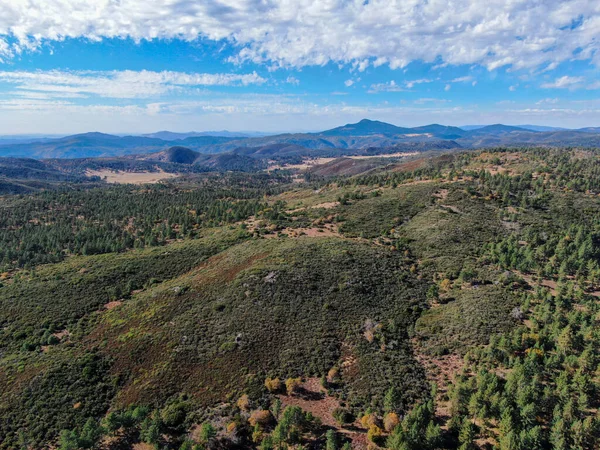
[95,237,429,411]
[0,229,246,447]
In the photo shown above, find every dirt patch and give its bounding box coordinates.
[269,158,336,171]
[279,378,367,449]
[53,329,70,340]
[486,166,510,176]
[501,220,520,231]
[412,339,464,421]
[286,201,340,214]
[104,300,123,310]
[440,205,461,214]
[514,271,558,295]
[312,201,340,210]
[86,169,179,184]
[198,251,270,284]
[291,224,340,238]
[433,189,449,200]
[132,443,155,450]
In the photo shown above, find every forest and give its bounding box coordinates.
[0,147,599,449]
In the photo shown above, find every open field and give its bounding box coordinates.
[268,152,419,171]
[86,169,179,184]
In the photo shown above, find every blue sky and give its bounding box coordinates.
[0,1,599,134]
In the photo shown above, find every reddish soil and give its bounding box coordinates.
[391,158,428,172]
[278,378,367,449]
[412,339,464,422]
[514,271,558,295]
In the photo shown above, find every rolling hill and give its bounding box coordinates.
[1,119,600,159]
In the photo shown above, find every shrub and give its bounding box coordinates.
[327,367,340,384]
[285,377,302,395]
[161,402,187,428]
[265,377,282,393]
[249,410,273,427]
[237,394,251,411]
[332,407,353,426]
[384,412,400,432]
[360,413,378,429]
[199,422,216,444]
[326,429,337,450]
[367,424,383,443]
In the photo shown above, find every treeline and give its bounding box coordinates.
[0,173,290,270]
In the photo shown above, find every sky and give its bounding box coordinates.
[0,1,599,134]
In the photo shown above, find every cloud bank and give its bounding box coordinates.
[1,1,599,71]
[0,70,266,98]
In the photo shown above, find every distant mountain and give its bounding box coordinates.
[457,129,600,148]
[411,124,467,139]
[320,119,413,136]
[142,131,252,140]
[466,124,534,136]
[462,124,566,132]
[0,133,239,159]
[0,136,64,146]
[148,146,200,164]
[0,132,170,159]
[518,125,567,132]
[177,136,242,148]
[3,119,600,159]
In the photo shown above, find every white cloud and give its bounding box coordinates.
[368,80,406,93]
[369,78,435,93]
[344,79,355,87]
[414,98,450,104]
[285,76,300,85]
[450,76,477,86]
[509,85,518,91]
[0,1,598,71]
[536,98,559,104]
[405,78,433,89]
[587,81,600,90]
[541,75,585,89]
[444,84,451,91]
[0,69,266,99]
[451,76,474,83]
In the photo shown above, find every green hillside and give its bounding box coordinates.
[1,147,599,449]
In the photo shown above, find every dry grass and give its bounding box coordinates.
[268,152,419,171]
[86,169,179,184]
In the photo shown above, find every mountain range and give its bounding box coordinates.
[1,119,600,159]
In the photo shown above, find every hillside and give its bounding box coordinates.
[1,148,600,449]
